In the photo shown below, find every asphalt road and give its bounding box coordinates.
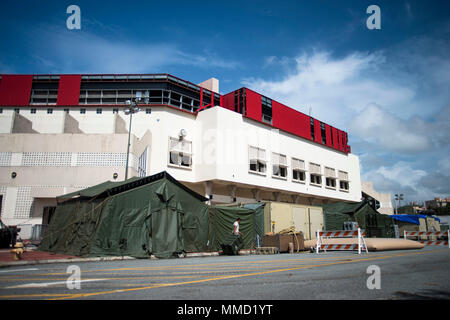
[0,246,449,301]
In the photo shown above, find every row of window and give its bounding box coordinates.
[166,140,351,192]
[248,146,350,191]
[28,88,220,113]
[1,108,153,115]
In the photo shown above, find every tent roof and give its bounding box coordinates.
[391,214,428,225]
[57,171,208,202]
[321,201,368,214]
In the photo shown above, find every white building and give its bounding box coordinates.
[0,74,362,237]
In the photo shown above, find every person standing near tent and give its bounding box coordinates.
[233,218,243,236]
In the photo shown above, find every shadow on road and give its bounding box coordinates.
[393,290,450,300]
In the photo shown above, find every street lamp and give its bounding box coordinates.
[394,193,404,214]
[124,98,142,180]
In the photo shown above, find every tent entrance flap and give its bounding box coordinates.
[151,203,184,259]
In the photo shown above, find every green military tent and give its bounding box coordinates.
[39,171,266,259]
[39,171,211,259]
[208,202,266,251]
[321,200,395,238]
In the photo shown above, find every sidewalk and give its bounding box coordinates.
[0,247,135,268]
[0,247,257,268]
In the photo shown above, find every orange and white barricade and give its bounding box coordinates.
[315,228,368,254]
[403,230,449,248]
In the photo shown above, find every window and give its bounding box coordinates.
[249,146,266,175]
[326,177,336,188]
[311,174,322,185]
[325,167,336,189]
[80,108,86,114]
[310,118,315,140]
[234,89,246,115]
[47,108,53,114]
[309,162,322,186]
[338,170,350,191]
[340,181,349,191]
[321,122,327,145]
[168,137,192,169]
[272,153,287,179]
[138,148,148,177]
[292,158,306,183]
[30,89,58,105]
[261,96,272,124]
[30,109,36,114]
[96,108,102,114]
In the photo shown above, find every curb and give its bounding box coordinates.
[0,249,259,267]
[184,249,255,258]
[0,256,136,268]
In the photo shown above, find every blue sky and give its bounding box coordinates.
[1,0,449,204]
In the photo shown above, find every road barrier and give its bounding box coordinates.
[403,230,449,248]
[316,228,368,254]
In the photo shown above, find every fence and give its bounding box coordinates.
[403,230,449,248]
[316,228,368,254]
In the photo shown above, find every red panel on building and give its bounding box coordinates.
[342,131,348,152]
[220,91,235,112]
[336,129,343,151]
[332,127,339,150]
[0,75,33,106]
[272,101,311,140]
[314,119,322,144]
[57,75,81,106]
[325,124,332,147]
[245,88,262,122]
[340,131,346,152]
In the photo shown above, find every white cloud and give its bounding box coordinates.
[362,162,429,201]
[350,103,431,154]
[242,50,416,129]
[28,27,239,74]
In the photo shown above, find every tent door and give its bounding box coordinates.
[151,206,183,258]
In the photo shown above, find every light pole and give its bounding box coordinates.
[394,193,404,214]
[124,98,142,180]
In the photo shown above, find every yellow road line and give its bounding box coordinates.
[0,293,74,299]
[49,249,440,300]
[30,254,375,276]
